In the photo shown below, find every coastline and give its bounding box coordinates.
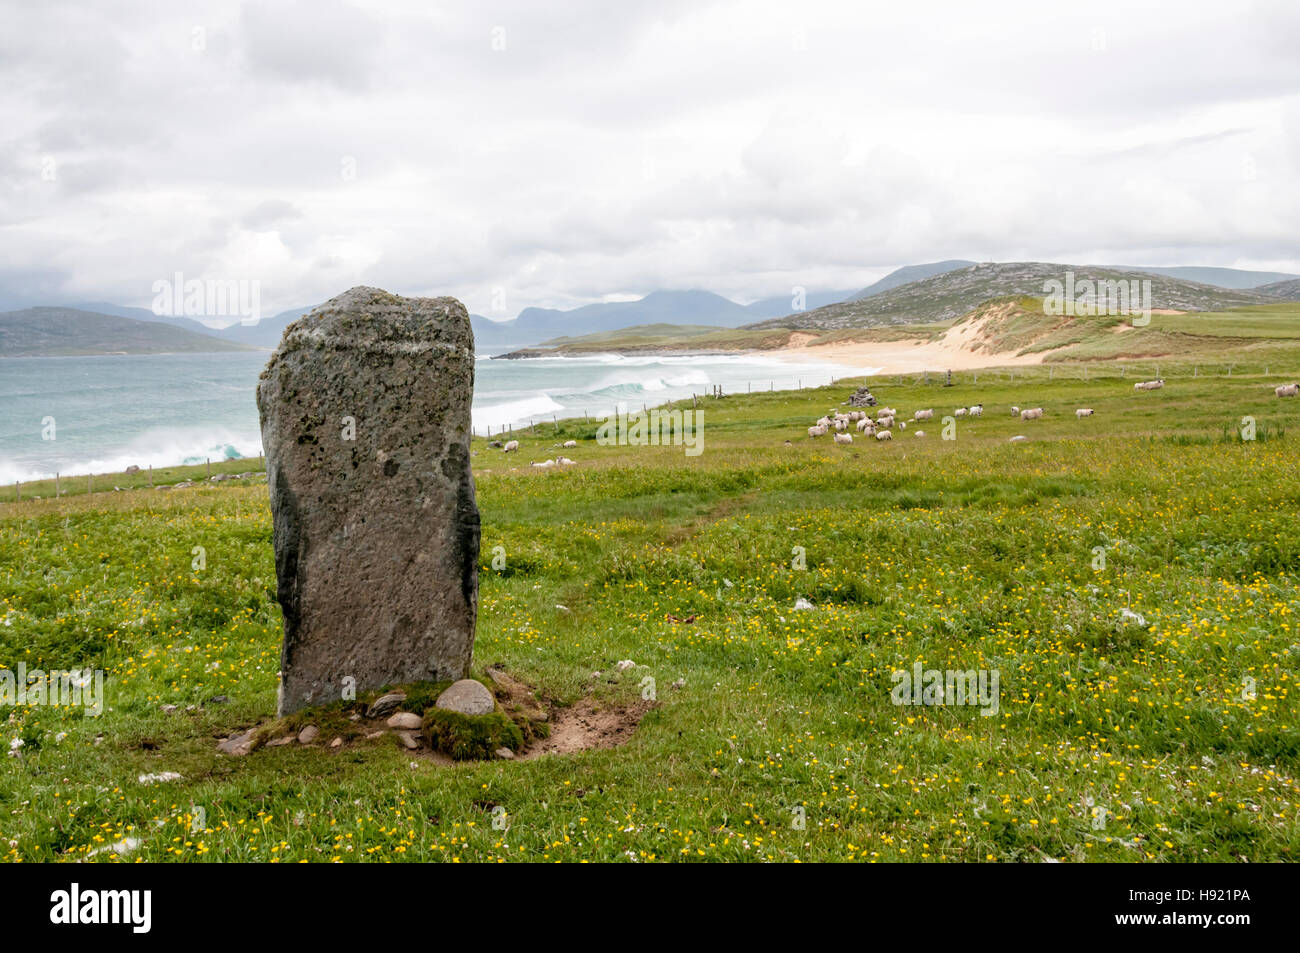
[493,331,1050,377]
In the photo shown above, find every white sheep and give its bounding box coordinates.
[856,417,874,433]
[503,440,519,453]
[816,416,831,428]
[1276,383,1299,398]
[1135,379,1165,391]
[877,407,897,419]
[954,407,967,417]
[914,408,934,421]
[875,430,892,441]
[807,424,828,438]
[1075,408,1094,417]
[833,432,853,444]
[1010,406,1020,416]
[914,430,926,438]
[531,459,556,468]
[562,439,578,447]
[877,415,896,429]
[1009,435,1027,443]
[1020,407,1043,420]
[968,404,983,416]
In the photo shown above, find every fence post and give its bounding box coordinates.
[148,465,153,487]
[56,472,60,497]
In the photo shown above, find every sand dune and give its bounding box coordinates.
[773,311,1049,375]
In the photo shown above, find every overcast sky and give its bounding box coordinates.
[2,0,1298,320]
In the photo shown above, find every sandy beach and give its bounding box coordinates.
[770,321,1049,376]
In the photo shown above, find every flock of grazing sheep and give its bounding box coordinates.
[487,376,1300,462]
[495,436,580,468]
[805,378,1299,445]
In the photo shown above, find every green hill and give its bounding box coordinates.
[744,262,1277,332]
[1256,278,1300,301]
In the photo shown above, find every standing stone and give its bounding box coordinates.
[257,287,480,715]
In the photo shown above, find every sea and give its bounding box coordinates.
[0,349,868,483]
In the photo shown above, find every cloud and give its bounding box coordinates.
[0,0,1297,316]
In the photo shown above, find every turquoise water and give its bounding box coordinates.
[0,349,865,482]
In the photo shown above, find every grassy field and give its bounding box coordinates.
[2,366,1299,862]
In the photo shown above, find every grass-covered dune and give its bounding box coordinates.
[1,366,1299,862]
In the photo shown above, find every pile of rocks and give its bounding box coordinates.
[844,386,877,408]
[217,678,517,759]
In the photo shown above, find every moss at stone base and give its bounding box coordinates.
[422,709,524,760]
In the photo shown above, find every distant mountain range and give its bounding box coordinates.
[2,261,1296,357]
[0,307,255,357]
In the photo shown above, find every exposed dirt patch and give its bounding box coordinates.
[664,490,758,546]
[518,696,658,759]
[783,331,820,348]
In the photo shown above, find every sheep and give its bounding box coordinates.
[954,407,967,417]
[876,407,897,419]
[968,404,983,416]
[1010,406,1020,416]
[834,418,849,432]
[503,440,519,453]
[562,439,578,447]
[914,408,934,421]
[1020,407,1043,420]
[833,432,853,444]
[1134,379,1165,391]
[1009,435,1027,443]
[1075,408,1094,418]
[531,459,556,468]
[856,417,874,433]
[875,430,892,441]
[1276,383,1299,398]
[877,415,896,429]
[914,430,926,438]
[807,424,828,438]
[557,457,577,465]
